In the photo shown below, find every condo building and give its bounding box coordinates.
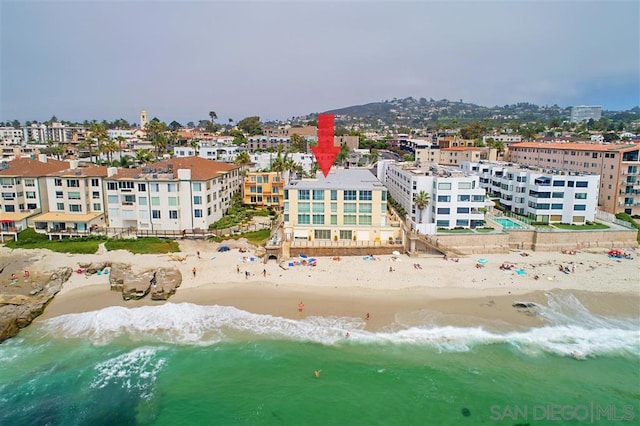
[507,142,640,215]
[377,161,486,234]
[283,168,400,243]
[462,162,600,224]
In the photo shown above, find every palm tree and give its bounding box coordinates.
[135,149,154,165]
[234,150,251,198]
[335,144,350,167]
[115,136,126,160]
[209,111,218,130]
[413,190,430,224]
[102,139,119,164]
[368,148,379,165]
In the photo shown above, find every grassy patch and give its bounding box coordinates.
[104,238,180,254]
[475,227,495,233]
[552,222,610,231]
[209,229,271,245]
[4,228,104,254]
[437,228,473,234]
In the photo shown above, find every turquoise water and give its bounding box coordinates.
[1,294,638,425]
[495,217,525,229]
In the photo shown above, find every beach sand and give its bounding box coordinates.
[1,240,637,331]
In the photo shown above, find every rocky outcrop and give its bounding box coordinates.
[78,261,111,275]
[0,267,72,343]
[109,263,182,301]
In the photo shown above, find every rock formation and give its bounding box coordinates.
[109,263,182,301]
[0,267,72,343]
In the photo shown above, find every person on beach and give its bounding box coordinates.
[197,251,201,259]
[245,270,250,280]
[237,264,240,274]
[365,312,370,321]
[192,267,196,278]
[298,301,305,312]
[23,270,29,278]
[263,269,267,277]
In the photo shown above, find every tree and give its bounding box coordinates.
[290,133,308,153]
[115,136,126,160]
[135,149,154,165]
[169,120,183,131]
[335,144,350,166]
[89,122,108,163]
[368,148,379,164]
[413,190,430,223]
[209,111,218,128]
[237,116,263,135]
[102,139,118,163]
[145,119,168,158]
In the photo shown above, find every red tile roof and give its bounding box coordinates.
[109,157,239,181]
[0,157,69,177]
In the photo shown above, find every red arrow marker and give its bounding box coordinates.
[312,114,340,178]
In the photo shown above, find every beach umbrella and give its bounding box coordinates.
[477,258,489,264]
[217,245,230,252]
[392,250,401,256]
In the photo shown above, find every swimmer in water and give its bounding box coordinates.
[314,370,321,378]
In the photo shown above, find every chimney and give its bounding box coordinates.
[69,160,79,169]
[107,167,118,177]
[38,154,48,163]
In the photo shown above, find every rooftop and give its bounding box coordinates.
[285,168,385,190]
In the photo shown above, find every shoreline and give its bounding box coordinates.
[0,240,637,333]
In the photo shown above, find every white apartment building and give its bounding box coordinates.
[571,105,602,123]
[462,162,600,224]
[107,129,135,139]
[0,127,25,144]
[250,152,315,173]
[283,168,399,243]
[482,134,522,144]
[377,161,486,233]
[23,123,48,143]
[105,157,241,231]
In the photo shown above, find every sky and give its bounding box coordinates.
[1,0,639,125]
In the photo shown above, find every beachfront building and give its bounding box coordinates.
[243,171,284,211]
[0,156,70,234]
[507,142,640,215]
[462,162,600,224]
[33,161,108,235]
[283,168,400,243]
[104,157,241,231]
[377,161,486,233]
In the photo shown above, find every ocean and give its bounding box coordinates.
[1,293,638,426]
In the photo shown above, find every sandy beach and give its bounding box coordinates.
[1,240,638,331]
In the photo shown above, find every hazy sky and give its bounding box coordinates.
[1,0,638,125]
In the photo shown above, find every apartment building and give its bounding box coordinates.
[249,152,314,173]
[571,105,602,123]
[462,162,600,224]
[243,171,285,211]
[377,161,486,233]
[414,146,497,166]
[0,156,69,232]
[105,157,241,231]
[33,162,108,233]
[0,127,25,144]
[507,142,640,215]
[283,168,399,243]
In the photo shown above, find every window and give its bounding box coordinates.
[298,213,310,224]
[458,182,472,189]
[330,215,337,225]
[93,203,101,211]
[436,220,450,227]
[167,183,177,192]
[139,196,147,205]
[194,209,202,218]
[552,204,563,209]
[69,204,82,212]
[56,202,64,211]
[314,229,331,239]
[152,210,161,219]
[574,204,586,211]
[123,195,135,203]
[456,219,469,227]
[151,197,160,206]
[194,196,202,205]
[576,181,588,188]
[312,214,324,225]
[299,190,310,200]
[312,190,325,200]
[437,207,450,214]
[150,183,159,192]
[331,202,337,213]
[344,203,357,213]
[381,191,386,201]
[298,202,310,213]
[344,190,357,200]
[68,191,81,200]
[169,210,178,219]
[26,191,36,199]
[24,179,35,187]
[457,207,470,213]
[54,178,62,187]
[56,191,63,199]
[66,179,79,187]
[108,195,118,204]
[457,194,470,202]
[358,215,372,225]
[343,215,357,225]
[4,205,15,212]
[138,183,146,192]
[91,178,99,187]
[330,190,337,201]
[359,204,372,213]
[168,197,178,206]
[207,207,212,216]
[552,192,564,198]
[575,193,587,199]
[312,203,324,213]
[437,195,450,202]
[438,182,451,190]
[472,195,484,202]
[192,182,201,191]
[107,182,117,190]
[359,190,372,201]
[339,230,352,240]
[553,180,564,187]
[118,181,134,190]
[92,191,100,199]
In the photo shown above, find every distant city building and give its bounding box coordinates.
[140,110,148,129]
[0,127,25,144]
[570,105,602,123]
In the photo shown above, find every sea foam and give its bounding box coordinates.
[40,295,640,358]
